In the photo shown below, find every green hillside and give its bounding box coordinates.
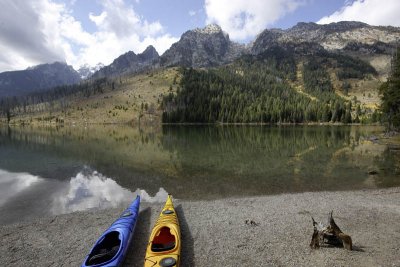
[162,46,380,124]
[0,68,179,125]
[0,47,384,125]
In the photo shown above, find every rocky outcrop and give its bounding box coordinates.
[91,45,160,79]
[0,62,81,97]
[160,24,247,68]
[252,21,400,55]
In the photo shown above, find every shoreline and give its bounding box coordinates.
[1,187,400,266]
[0,120,383,126]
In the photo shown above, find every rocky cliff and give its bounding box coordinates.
[252,21,400,76]
[161,24,247,68]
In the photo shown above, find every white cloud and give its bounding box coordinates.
[0,0,66,71]
[318,0,400,26]
[0,0,178,72]
[71,0,178,68]
[189,10,197,17]
[204,0,305,40]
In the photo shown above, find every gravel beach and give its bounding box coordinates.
[1,187,400,267]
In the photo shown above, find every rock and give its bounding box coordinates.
[252,21,400,55]
[91,45,160,79]
[160,24,247,68]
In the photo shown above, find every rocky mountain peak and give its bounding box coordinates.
[253,21,400,53]
[323,21,369,32]
[161,24,245,68]
[139,45,159,61]
[91,47,160,79]
[291,22,320,31]
[193,24,223,34]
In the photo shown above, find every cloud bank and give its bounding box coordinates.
[0,0,178,72]
[204,0,305,40]
[318,0,400,26]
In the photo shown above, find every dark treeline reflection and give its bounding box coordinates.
[159,125,387,198]
[0,125,398,199]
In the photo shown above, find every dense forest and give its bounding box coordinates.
[161,47,375,123]
[380,47,400,129]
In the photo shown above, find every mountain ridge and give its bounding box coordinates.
[1,21,400,98]
[90,45,160,79]
[0,62,81,97]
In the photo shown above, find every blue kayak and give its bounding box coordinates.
[81,196,140,267]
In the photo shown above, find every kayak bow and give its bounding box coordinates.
[144,195,181,267]
[82,195,140,267]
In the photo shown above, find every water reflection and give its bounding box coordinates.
[52,168,168,215]
[0,166,171,225]
[0,169,42,206]
[0,125,399,201]
[135,187,169,203]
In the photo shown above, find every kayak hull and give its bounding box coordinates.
[144,195,181,267]
[82,196,140,267]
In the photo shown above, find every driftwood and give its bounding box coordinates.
[310,211,352,250]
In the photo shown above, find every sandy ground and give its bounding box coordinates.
[1,188,400,267]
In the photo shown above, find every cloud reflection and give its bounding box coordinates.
[52,169,168,215]
[0,169,42,206]
[133,187,169,203]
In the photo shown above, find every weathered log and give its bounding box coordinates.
[328,211,353,250]
[310,217,320,249]
[310,211,352,250]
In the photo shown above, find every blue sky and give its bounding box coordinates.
[1,0,400,72]
[65,0,345,38]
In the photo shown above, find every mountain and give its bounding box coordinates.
[160,24,247,68]
[3,21,400,125]
[77,63,105,79]
[91,45,160,79]
[0,62,81,97]
[160,21,400,124]
[253,21,400,53]
[252,21,400,76]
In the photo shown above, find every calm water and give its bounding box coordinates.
[0,125,399,224]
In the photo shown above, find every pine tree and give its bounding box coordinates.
[380,47,400,129]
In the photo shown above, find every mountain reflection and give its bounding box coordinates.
[1,125,399,201]
[1,125,399,225]
[52,168,168,215]
[0,169,42,207]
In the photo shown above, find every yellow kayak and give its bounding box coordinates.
[144,195,181,267]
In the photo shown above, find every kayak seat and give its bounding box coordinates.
[151,227,176,252]
[86,231,121,266]
[151,242,176,252]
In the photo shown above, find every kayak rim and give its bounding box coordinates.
[82,195,140,267]
[84,230,125,267]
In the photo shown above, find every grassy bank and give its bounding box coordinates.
[3,68,180,126]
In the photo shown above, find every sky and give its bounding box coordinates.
[1,0,400,72]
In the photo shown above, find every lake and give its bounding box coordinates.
[0,125,399,225]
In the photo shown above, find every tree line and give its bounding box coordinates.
[0,77,114,122]
[161,48,371,124]
[380,47,400,129]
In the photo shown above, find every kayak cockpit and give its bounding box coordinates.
[85,231,121,266]
[151,227,176,252]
